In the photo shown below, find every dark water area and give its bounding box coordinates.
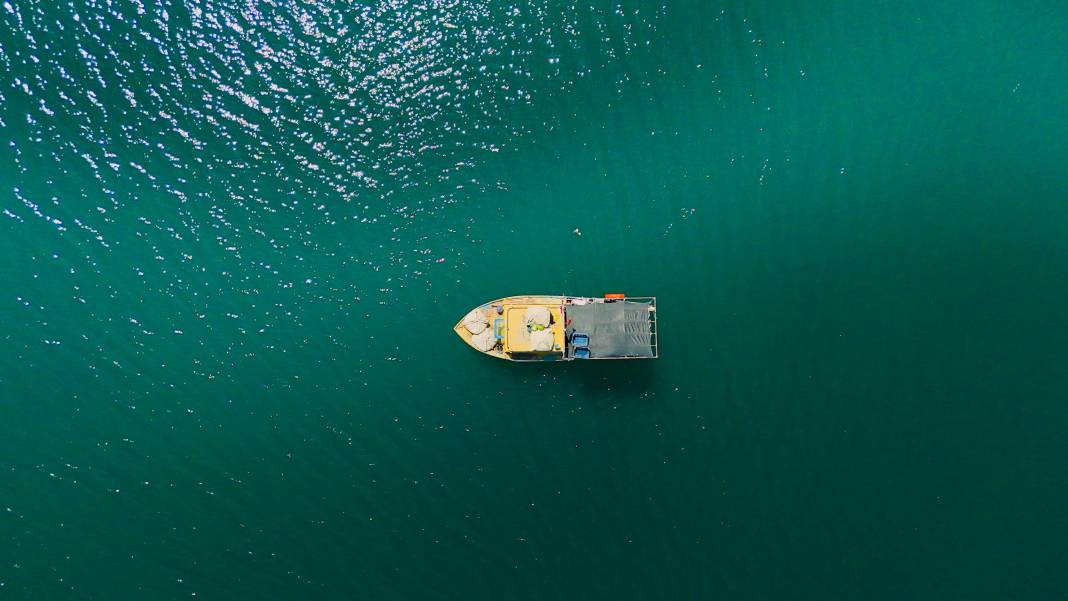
[2,0,1067,598]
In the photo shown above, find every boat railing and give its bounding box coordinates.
[625,296,657,359]
[562,295,657,360]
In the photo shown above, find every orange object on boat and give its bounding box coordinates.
[604,293,626,299]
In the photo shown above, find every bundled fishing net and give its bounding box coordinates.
[471,328,497,351]
[463,309,488,334]
[524,306,551,328]
[529,328,554,351]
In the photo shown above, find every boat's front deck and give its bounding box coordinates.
[453,296,566,361]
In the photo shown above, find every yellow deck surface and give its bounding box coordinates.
[454,296,566,360]
[503,305,564,353]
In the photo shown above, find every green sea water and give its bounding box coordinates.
[3,0,1068,598]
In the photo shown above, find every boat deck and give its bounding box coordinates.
[454,295,657,362]
[503,305,564,353]
[453,296,565,360]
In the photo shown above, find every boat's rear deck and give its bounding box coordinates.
[564,298,657,359]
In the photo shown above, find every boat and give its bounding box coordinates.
[453,294,658,361]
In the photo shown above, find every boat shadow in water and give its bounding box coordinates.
[553,359,657,400]
[476,353,657,402]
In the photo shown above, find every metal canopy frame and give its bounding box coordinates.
[562,296,658,360]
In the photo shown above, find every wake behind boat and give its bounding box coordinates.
[454,295,658,361]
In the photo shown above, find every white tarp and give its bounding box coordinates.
[529,328,554,351]
[471,328,497,351]
[524,306,551,328]
[463,309,488,334]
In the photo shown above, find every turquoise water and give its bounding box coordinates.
[3,0,1068,598]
